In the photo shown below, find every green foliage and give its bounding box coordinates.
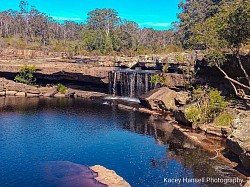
[214,112,234,127]
[14,65,36,85]
[56,84,67,94]
[150,74,170,86]
[185,105,203,124]
[185,87,229,125]
[176,0,234,48]
[219,0,250,52]
[188,0,250,54]
[175,55,186,63]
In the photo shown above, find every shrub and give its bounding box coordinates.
[214,112,234,127]
[185,87,229,125]
[150,74,171,86]
[56,84,67,94]
[175,55,186,63]
[14,65,36,85]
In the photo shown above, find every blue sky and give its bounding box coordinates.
[0,0,180,30]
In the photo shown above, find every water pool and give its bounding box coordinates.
[0,97,245,187]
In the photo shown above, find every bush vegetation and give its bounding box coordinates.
[150,74,171,86]
[56,84,67,94]
[14,65,36,85]
[214,112,234,127]
[184,87,232,126]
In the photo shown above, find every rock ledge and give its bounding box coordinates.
[90,165,131,187]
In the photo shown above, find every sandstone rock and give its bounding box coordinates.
[90,165,131,187]
[206,125,222,137]
[75,91,107,100]
[38,87,57,97]
[206,125,232,137]
[26,93,39,97]
[244,179,250,187]
[43,92,54,97]
[226,112,250,170]
[175,91,190,105]
[139,87,177,111]
[0,91,5,96]
[6,91,17,96]
[118,104,135,111]
[54,93,65,97]
[0,85,4,92]
[5,82,26,92]
[65,88,75,97]
[25,86,40,94]
[38,87,56,94]
[15,92,26,97]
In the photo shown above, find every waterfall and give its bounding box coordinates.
[109,70,158,97]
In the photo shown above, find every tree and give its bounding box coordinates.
[87,8,120,37]
[188,0,250,99]
[219,0,250,86]
[176,0,234,48]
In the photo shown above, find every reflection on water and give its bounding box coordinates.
[43,161,106,187]
[0,97,246,187]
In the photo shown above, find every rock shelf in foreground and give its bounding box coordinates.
[90,165,131,187]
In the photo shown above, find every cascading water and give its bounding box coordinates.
[109,70,158,97]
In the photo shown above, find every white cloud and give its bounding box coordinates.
[139,22,171,27]
[51,16,83,21]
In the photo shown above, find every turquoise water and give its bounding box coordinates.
[0,97,245,187]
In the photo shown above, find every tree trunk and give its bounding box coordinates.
[216,65,250,91]
[215,65,239,95]
[236,53,250,86]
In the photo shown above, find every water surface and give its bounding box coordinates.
[0,97,245,187]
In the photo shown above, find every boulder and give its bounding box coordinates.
[139,87,177,111]
[173,107,192,125]
[140,87,190,111]
[175,91,190,106]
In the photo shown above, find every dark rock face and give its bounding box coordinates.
[0,63,113,85]
[0,78,108,100]
[226,112,250,171]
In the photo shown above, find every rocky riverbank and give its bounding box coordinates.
[138,86,250,176]
[0,78,108,99]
